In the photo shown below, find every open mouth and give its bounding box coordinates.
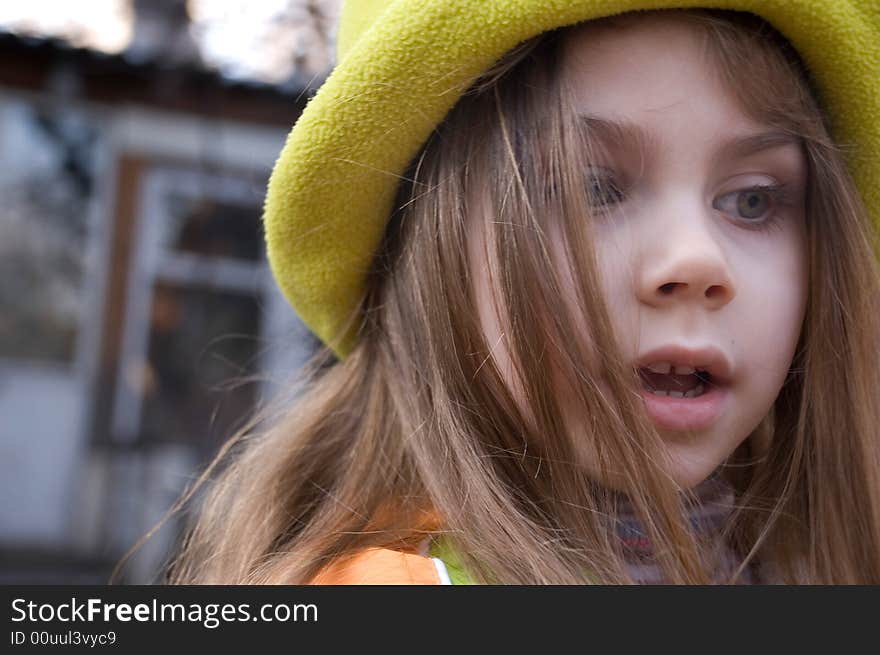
[638,367,714,398]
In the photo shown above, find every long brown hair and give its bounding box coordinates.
[150,9,880,584]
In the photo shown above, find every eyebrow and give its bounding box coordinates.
[579,115,657,158]
[577,114,802,162]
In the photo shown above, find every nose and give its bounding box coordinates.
[636,202,736,311]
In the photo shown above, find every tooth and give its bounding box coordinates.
[683,384,705,398]
[672,365,695,375]
[646,362,672,374]
[650,389,669,397]
[668,390,685,398]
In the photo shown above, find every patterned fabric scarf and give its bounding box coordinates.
[615,473,758,584]
[428,473,761,584]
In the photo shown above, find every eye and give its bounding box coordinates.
[586,168,625,207]
[713,186,777,221]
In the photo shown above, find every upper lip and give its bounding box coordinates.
[635,344,734,385]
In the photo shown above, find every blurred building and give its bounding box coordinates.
[0,1,338,583]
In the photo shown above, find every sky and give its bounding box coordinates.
[0,0,132,52]
[0,0,340,83]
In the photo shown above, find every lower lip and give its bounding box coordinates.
[638,384,728,432]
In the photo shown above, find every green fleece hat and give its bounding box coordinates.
[264,0,880,359]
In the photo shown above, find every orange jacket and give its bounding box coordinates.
[308,545,450,585]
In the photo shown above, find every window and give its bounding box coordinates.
[112,167,277,462]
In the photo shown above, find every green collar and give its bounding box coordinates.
[428,536,477,585]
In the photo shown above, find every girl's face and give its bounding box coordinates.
[471,14,809,490]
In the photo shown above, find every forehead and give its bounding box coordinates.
[560,14,756,133]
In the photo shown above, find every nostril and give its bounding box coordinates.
[706,284,725,299]
[659,283,677,294]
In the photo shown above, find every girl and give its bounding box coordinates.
[162,2,880,584]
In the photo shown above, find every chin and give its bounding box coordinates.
[662,444,732,490]
[667,466,716,491]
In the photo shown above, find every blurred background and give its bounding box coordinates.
[0,0,342,583]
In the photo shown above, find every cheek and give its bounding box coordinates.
[548,220,621,330]
[743,238,810,419]
[592,233,639,345]
[743,226,808,348]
